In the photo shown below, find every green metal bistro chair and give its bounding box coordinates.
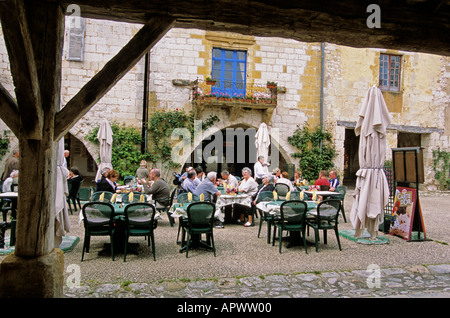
[67,178,83,214]
[122,192,146,204]
[272,200,308,254]
[289,191,301,200]
[123,203,157,262]
[81,202,116,261]
[274,183,290,200]
[255,191,274,241]
[123,175,134,185]
[78,187,91,203]
[185,201,216,258]
[177,192,200,203]
[335,185,348,222]
[90,191,114,203]
[306,199,342,252]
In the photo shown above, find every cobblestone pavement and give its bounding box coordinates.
[64,264,450,298]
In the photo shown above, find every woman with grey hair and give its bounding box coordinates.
[237,167,259,226]
[252,174,275,206]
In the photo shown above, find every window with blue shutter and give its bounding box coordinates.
[211,48,247,97]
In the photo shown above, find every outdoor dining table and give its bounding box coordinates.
[256,199,318,245]
[216,193,252,223]
[79,201,159,256]
[304,190,340,200]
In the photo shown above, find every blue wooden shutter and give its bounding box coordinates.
[211,48,247,97]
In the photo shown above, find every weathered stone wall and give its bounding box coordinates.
[1,21,449,188]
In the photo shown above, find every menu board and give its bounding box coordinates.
[389,186,427,241]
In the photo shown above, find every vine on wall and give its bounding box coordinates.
[0,131,10,161]
[85,123,146,178]
[287,125,337,182]
[85,110,219,178]
[432,148,450,190]
[146,109,219,168]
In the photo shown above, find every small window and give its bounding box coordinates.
[379,54,401,92]
[211,48,247,97]
[66,17,86,61]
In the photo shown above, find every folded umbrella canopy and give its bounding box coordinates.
[55,137,70,247]
[350,85,392,240]
[255,122,270,174]
[95,119,114,182]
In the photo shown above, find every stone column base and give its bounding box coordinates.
[0,248,64,298]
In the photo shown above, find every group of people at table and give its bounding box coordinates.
[88,156,340,229]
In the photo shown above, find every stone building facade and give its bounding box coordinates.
[1,19,449,188]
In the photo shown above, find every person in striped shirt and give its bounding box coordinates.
[328,170,339,191]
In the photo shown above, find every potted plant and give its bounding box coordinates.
[266,81,277,89]
[205,76,217,85]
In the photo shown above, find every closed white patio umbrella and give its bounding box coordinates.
[55,137,70,247]
[350,85,392,240]
[95,119,114,182]
[255,122,270,174]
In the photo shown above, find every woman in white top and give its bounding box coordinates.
[237,167,258,227]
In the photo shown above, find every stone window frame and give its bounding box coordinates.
[65,16,86,62]
[211,47,248,97]
[379,53,402,92]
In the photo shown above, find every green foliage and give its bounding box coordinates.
[145,109,219,169]
[432,148,450,190]
[0,131,10,161]
[85,110,220,176]
[287,125,336,182]
[85,123,146,179]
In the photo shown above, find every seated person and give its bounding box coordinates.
[313,170,331,189]
[96,167,110,190]
[96,169,120,193]
[2,170,18,192]
[136,160,149,180]
[276,171,295,191]
[141,168,171,208]
[194,171,221,202]
[181,169,198,193]
[252,174,275,205]
[67,167,83,193]
[237,167,258,227]
[220,170,239,189]
[291,170,303,185]
[194,167,206,185]
[272,168,281,182]
[194,172,224,227]
[328,170,340,191]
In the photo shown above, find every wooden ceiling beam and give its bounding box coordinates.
[54,16,175,141]
[0,0,43,140]
[0,83,20,137]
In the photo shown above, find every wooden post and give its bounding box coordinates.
[0,1,174,297]
[0,0,65,297]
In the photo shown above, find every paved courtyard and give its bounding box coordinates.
[2,188,449,298]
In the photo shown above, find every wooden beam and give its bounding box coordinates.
[54,16,175,141]
[0,83,20,137]
[0,0,43,140]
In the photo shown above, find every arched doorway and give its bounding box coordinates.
[183,124,287,178]
[64,133,97,187]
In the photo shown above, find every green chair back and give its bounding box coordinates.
[187,202,216,229]
[123,203,157,261]
[279,200,308,225]
[78,187,91,201]
[90,191,114,203]
[81,202,115,261]
[257,191,274,203]
[177,192,200,203]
